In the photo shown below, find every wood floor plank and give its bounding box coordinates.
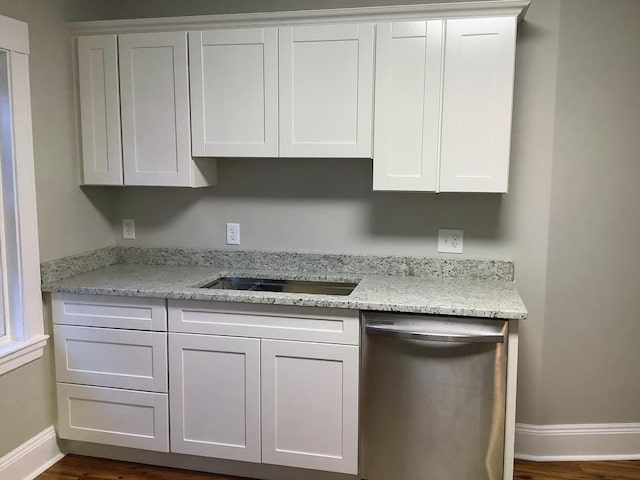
[514,459,640,480]
[36,455,640,480]
[38,454,243,480]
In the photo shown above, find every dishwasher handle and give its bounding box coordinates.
[365,323,504,344]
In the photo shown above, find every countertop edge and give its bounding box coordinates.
[42,284,528,321]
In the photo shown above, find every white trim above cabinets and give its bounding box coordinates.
[70,1,529,192]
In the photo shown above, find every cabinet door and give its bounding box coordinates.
[119,32,192,186]
[440,17,517,193]
[169,333,261,462]
[77,35,123,185]
[373,21,443,191]
[279,24,374,157]
[261,340,359,474]
[190,29,278,157]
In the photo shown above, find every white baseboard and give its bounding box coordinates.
[515,422,640,461]
[0,426,64,480]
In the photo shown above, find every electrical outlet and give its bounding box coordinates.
[226,223,240,245]
[438,229,463,254]
[122,219,135,240]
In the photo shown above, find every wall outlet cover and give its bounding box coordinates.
[122,218,135,240]
[438,229,463,254]
[226,223,240,245]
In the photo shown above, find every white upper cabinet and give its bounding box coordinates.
[72,2,527,191]
[77,35,123,185]
[189,28,278,157]
[279,24,374,158]
[373,21,444,191]
[439,17,517,193]
[373,16,518,193]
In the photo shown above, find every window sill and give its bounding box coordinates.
[0,335,49,375]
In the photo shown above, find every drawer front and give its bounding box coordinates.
[52,293,167,331]
[54,325,168,392]
[168,300,360,345]
[57,383,169,452]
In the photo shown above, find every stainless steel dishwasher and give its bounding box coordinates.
[360,312,508,480]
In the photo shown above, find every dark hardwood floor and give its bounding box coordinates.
[36,454,640,480]
[513,459,640,480]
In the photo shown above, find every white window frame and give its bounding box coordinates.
[0,14,48,375]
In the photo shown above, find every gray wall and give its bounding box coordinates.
[0,0,114,457]
[539,0,640,424]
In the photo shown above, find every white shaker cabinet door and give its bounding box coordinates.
[373,21,444,191]
[279,23,374,158]
[169,333,261,462]
[119,32,193,186]
[261,339,359,474]
[77,35,123,185]
[190,28,278,157]
[440,17,517,193]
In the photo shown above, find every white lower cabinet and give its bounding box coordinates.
[169,333,261,462]
[167,300,360,474]
[53,295,360,474]
[261,340,359,474]
[53,294,170,452]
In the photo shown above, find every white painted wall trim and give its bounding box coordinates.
[0,334,48,375]
[0,426,64,480]
[67,1,530,35]
[0,14,47,375]
[515,423,640,461]
[0,15,29,55]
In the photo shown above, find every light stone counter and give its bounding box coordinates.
[42,259,527,320]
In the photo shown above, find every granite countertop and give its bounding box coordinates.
[42,249,527,320]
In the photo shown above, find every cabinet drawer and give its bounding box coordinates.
[57,383,169,452]
[54,325,168,392]
[168,300,359,345]
[52,293,167,331]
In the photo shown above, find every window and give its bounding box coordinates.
[0,14,47,374]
